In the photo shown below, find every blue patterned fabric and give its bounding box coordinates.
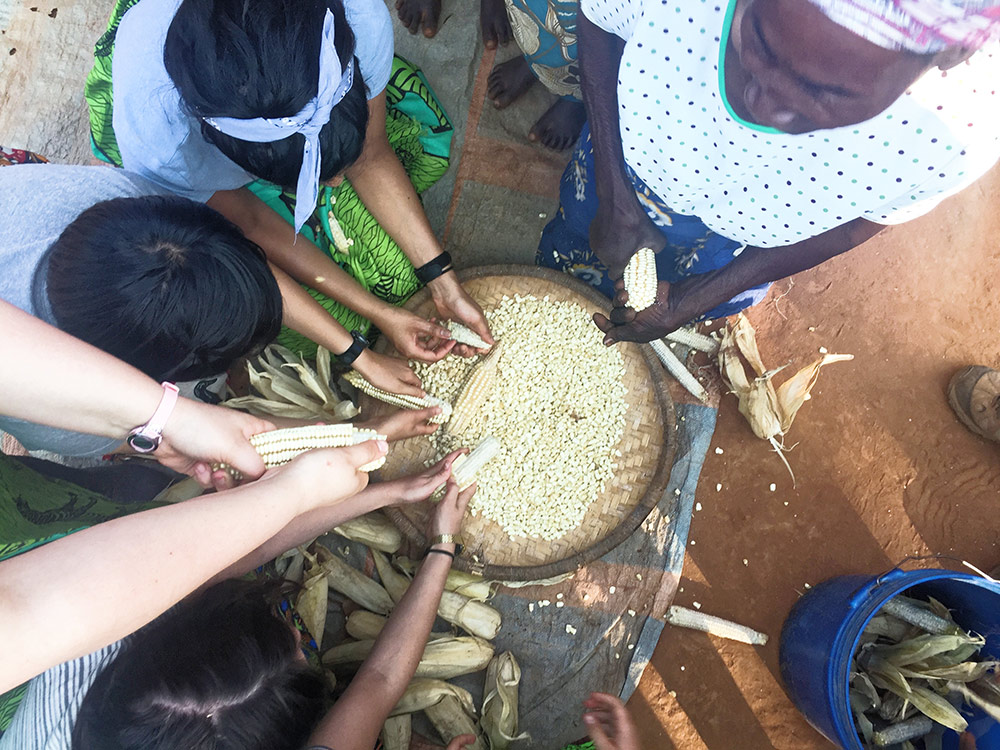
[505,0,581,101]
[536,123,771,319]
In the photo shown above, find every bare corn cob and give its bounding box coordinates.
[481,651,529,750]
[333,512,402,554]
[326,208,355,254]
[372,552,502,639]
[249,424,387,471]
[343,370,452,424]
[664,327,720,354]
[390,679,476,718]
[665,606,768,646]
[447,346,503,435]
[623,247,658,311]
[381,715,411,750]
[323,636,494,679]
[425,695,487,750]
[447,320,492,350]
[649,339,709,403]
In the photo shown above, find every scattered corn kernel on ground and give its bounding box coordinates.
[414,294,628,540]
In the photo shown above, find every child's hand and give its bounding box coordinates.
[352,350,424,398]
[381,308,456,363]
[379,449,466,504]
[357,406,442,442]
[583,693,640,750]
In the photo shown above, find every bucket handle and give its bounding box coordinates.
[847,555,996,610]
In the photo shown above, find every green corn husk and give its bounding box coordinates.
[390,678,477,717]
[394,556,494,600]
[315,546,394,615]
[332,512,402,554]
[295,568,329,648]
[481,651,529,749]
[425,695,487,750]
[345,610,449,642]
[323,636,494,680]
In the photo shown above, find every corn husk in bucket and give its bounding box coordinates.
[717,313,853,483]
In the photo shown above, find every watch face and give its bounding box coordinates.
[127,433,159,453]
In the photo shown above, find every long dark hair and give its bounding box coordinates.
[163,0,370,188]
[71,580,325,750]
[45,195,283,382]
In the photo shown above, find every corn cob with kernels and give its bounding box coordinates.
[447,346,503,436]
[343,370,452,424]
[623,247,658,311]
[446,320,492,350]
[249,424,387,471]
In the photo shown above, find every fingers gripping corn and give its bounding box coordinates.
[446,321,492,350]
[249,424,387,471]
[344,370,452,424]
[433,436,501,500]
[623,247,658,312]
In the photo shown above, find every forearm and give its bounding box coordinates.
[0,301,164,437]
[208,188,390,323]
[269,263,354,354]
[0,475,307,691]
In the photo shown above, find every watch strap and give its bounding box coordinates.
[414,251,453,285]
[336,330,368,366]
[126,382,180,453]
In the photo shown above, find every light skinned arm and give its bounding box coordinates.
[209,188,455,362]
[304,482,475,750]
[0,440,386,693]
[0,300,271,486]
[346,91,494,352]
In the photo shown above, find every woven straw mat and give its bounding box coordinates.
[369,266,676,580]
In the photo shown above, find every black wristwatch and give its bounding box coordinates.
[335,330,369,366]
[414,251,453,285]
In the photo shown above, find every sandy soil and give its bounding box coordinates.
[629,165,1000,749]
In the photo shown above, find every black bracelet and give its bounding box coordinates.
[414,251,453,285]
[425,547,456,560]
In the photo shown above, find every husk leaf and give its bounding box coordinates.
[775,353,855,433]
[381,715,411,750]
[481,651,529,749]
[295,568,329,648]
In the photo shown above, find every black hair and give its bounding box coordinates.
[45,195,282,382]
[163,0,370,188]
[71,580,325,750]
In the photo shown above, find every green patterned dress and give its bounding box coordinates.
[84,0,453,357]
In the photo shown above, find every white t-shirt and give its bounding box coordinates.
[112,0,394,201]
[582,0,1000,247]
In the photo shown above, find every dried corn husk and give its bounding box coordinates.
[332,512,402,554]
[390,678,476,717]
[717,314,853,483]
[381,715,411,750]
[372,552,502,640]
[315,546,393,615]
[425,695,487,750]
[323,635,494,680]
[481,651,529,749]
[394,557,494,600]
[223,345,359,422]
[295,568,329,648]
[344,610,450,642]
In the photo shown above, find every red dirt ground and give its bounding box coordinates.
[631,165,1000,749]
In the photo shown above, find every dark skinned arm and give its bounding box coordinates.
[595,217,884,343]
[578,13,665,280]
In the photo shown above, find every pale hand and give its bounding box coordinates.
[156,398,274,491]
[352,349,425,398]
[379,307,456,363]
[429,275,494,357]
[380,450,465,504]
[582,693,640,750]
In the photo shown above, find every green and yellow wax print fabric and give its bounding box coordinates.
[85,0,454,358]
[0,453,163,731]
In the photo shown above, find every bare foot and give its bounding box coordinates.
[487,56,536,109]
[396,0,440,37]
[529,98,586,150]
[480,0,512,49]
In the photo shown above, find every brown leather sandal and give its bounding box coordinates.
[948,365,1000,442]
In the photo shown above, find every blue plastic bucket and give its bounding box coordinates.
[779,568,1000,749]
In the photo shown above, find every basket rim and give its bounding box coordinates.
[381,264,678,580]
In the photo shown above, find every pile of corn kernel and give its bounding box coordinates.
[414,294,628,540]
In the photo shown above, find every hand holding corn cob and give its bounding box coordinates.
[377,307,457,363]
[428,278,495,357]
[352,349,426,399]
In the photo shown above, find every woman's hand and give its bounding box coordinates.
[157,399,275,490]
[377,449,465,505]
[352,349,425,398]
[594,277,711,345]
[265,439,388,515]
[428,479,475,539]
[429,275,495,357]
[379,307,456,362]
[590,195,665,281]
[356,406,442,442]
[582,693,640,750]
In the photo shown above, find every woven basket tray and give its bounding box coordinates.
[368,265,676,580]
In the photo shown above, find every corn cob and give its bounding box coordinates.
[880,595,957,635]
[326,208,355,254]
[323,636,494,680]
[665,606,768,646]
[425,695,487,750]
[649,339,709,403]
[447,320,492,350]
[873,717,934,747]
[451,436,501,491]
[390,678,476,718]
[481,652,529,750]
[394,557,494,600]
[664,327,720,354]
[315,546,394,615]
[249,424,387,471]
[623,247,658,311]
[447,346,503,436]
[381,715,411,750]
[333,511,402,554]
[343,370,452,424]
[372,552,502,639]
[345,610,450,642]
